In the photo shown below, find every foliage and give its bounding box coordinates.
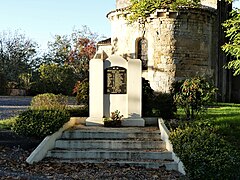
[222,8,240,76]
[173,76,217,120]
[67,106,89,117]
[12,109,70,138]
[30,93,68,110]
[128,0,201,23]
[43,26,98,81]
[104,110,123,127]
[73,79,89,105]
[34,64,77,95]
[142,78,176,119]
[104,110,124,122]
[18,73,32,91]
[154,92,176,119]
[0,30,39,92]
[142,78,155,116]
[0,117,17,129]
[0,71,6,95]
[169,122,240,179]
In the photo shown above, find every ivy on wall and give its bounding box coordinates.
[128,0,201,23]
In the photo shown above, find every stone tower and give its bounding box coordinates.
[98,0,236,102]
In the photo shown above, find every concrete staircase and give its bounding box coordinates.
[45,126,178,170]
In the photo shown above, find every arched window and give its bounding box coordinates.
[137,38,148,70]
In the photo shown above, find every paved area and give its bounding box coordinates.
[0,96,78,120]
[0,96,32,120]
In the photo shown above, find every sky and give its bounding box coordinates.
[0,0,116,50]
[0,0,239,50]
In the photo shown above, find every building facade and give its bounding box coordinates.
[98,0,239,102]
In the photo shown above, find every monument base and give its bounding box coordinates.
[121,118,145,127]
[86,117,104,126]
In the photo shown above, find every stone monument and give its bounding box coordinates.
[86,50,145,126]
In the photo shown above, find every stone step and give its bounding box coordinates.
[55,139,166,150]
[44,158,177,170]
[46,150,172,160]
[61,129,161,140]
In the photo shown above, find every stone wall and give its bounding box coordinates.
[107,8,217,93]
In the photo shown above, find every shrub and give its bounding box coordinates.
[169,123,240,179]
[12,109,70,138]
[153,92,176,119]
[30,93,68,110]
[142,78,176,119]
[173,76,217,120]
[142,78,155,116]
[67,106,89,117]
[73,79,89,105]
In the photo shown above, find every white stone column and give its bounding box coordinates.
[86,58,104,126]
[122,59,145,126]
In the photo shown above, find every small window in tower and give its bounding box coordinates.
[137,38,148,70]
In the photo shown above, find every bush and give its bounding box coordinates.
[153,93,176,119]
[73,79,89,105]
[169,123,240,179]
[142,78,176,119]
[12,109,70,138]
[67,106,89,117]
[173,76,217,120]
[30,93,68,110]
[142,78,155,116]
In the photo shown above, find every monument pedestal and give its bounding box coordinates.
[87,52,145,127]
[121,118,145,127]
[86,117,103,126]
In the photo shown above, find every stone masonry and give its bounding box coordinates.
[98,0,237,101]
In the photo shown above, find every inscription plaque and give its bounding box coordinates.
[104,66,127,94]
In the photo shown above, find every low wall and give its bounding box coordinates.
[158,118,186,175]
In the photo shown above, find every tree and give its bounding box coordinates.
[0,30,39,90]
[222,8,240,76]
[34,64,77,95]
[43,26,98,81]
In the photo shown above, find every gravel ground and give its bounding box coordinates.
[0,96,185,179]
[0,145,184,180]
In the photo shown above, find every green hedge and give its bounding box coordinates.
[30,93,68,110]
[12,109,70,138]
[169,122,240,179]
[67,106,89,117]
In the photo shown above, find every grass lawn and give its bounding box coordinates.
[175,103,240,151]
[205,103,240,150]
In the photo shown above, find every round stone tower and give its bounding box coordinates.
[98,0,232,96]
